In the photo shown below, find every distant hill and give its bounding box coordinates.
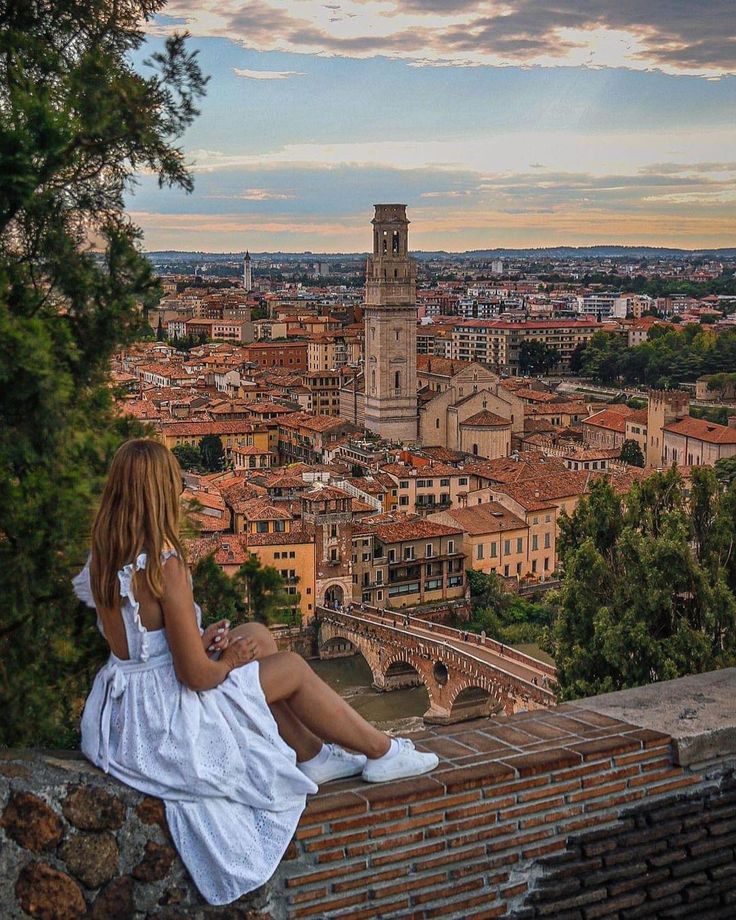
[146,246,736,262]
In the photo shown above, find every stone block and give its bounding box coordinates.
[1,791,63,853]
[15,861,86,920]
[59,830,120,889]
[63,784,125,831]
[132,839,177,883]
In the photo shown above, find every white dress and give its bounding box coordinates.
[73,550,318,905]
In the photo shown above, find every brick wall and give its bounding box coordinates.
[1,671,735,919]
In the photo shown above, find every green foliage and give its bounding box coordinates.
[0,1,206,747]
[172,443,205,472]
[199,435,225,472]
[691,405,731,426]
[714,458,736,488]
[238,555,300,626]
[464,570,554,644]
[575,326,736,389]
[518,340,561,375]
[620,439,645,467]
[191,554,247,626]
[544,473,736,700]
[191,553,299,628]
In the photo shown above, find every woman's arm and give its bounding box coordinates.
[161,556,253,690]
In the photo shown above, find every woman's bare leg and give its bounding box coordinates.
[258,651,391,759]
[228,623,326,761]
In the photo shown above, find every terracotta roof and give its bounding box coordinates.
[663,417,736,444]
[157,419,258,436]
[416,356,472,378]
[436,502,526,535]
[302,486,351,502]
[461,410,512,428]
[374,519,463,543]
[582,409,632,434]
[526,402,590,417]
[279,412,351,433]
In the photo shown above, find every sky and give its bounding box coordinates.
[131,1,736,253]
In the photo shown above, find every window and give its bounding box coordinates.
[448,575,462,587]
[476,544,484,560]
[448,540,455,554]
[544,532,551,549]
[377,590,383,601]
[376,569,383,584]
[256,521,268,533]
[504,539,510,555]
[330,548,338,562]
[362,552,370,562]
[399,480,409,489]
[440,478,450,487]
[532,559,537,573]
[290,551,295,558]
[425,578,442,591]
[472,443,479,455]
[436,418,440,429]
[274,552,281,559]
[404,546,415,560]
[532,535,538,551]
[330,524,337,538]
[426,543,434,558]
[545,514,551,523]
[388,582,420,597]
[274,520,285,532]
[394,370,401,390]
[459,477,468,486]
[516,537,523,553]
[388,549,396,562]
[490,541,497,558]
[544,557,550,571]
[399,495,409,506]
[504,564,510,577]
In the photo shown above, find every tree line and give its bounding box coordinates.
[572,325,736,388]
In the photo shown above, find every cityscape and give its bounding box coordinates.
[2,2,736,918]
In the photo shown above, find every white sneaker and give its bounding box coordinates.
[298,744,368,785]
[361,737,439,784]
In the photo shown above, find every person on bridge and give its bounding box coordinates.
[73,439,439,907]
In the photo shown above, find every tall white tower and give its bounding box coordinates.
[243,250,252,292]
[363,204,418,443]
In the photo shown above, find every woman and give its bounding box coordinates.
[73,438,437,905]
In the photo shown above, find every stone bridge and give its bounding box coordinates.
[316,606,557,723]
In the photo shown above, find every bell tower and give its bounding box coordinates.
[363,204,418,442]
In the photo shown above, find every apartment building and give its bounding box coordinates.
[448,318,600,374]
[351,518,466,610]
[429,502,540,580]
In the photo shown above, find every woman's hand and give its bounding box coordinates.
[202,619,230,658]
[220,636,258,674]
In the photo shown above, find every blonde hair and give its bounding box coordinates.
[90,438,187,608]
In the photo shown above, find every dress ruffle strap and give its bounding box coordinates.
[117,553,149,661]
[71,556,96,608]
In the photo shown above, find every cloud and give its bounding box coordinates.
[203,188,296,201]
[233,67,305,80]
[159,0,736,76]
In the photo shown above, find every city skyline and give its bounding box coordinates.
[130,2,736,252]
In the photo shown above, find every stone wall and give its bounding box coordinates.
[1,669,734,919]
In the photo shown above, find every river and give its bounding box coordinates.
[310,655,429,735]
[309,640,554,733]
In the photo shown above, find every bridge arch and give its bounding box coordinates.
[315,608,555,725]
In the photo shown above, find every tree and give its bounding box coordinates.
[191,554,247,626]
[172,443,205,472]
[544,473,736,700]
[620,439,645,467]
[0,1,206,746]
[238,555,297,625]
[199,435,225,471]
[518,340,561,375]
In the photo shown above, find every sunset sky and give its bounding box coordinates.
[132,1,736,252]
